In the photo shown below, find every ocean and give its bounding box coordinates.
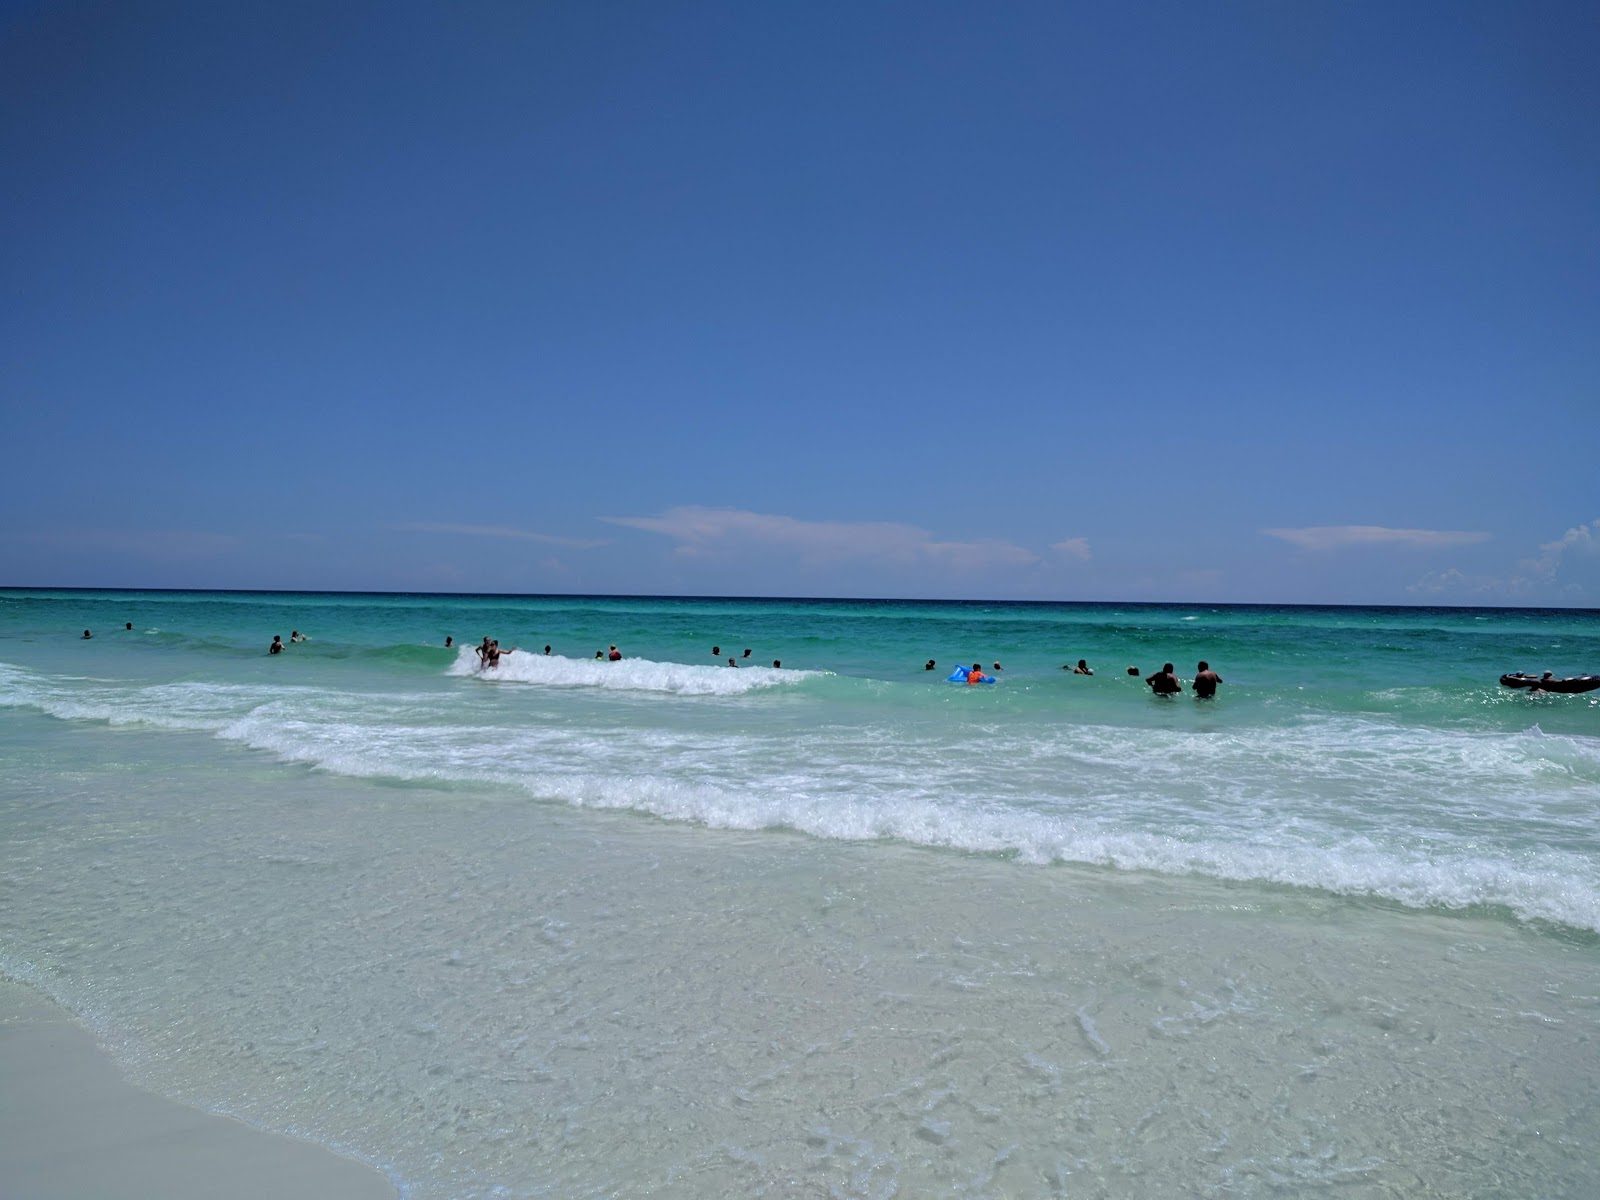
[2,588,1598,1197]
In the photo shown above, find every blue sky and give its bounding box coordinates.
[3,0,1596,604]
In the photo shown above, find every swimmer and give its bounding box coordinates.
[290,631,304,643]
[486,640,513,668]
[544,645,551,655]
[1070,659,1093,675]
[1147,662,1181,696]
[712,645,721,657]
[1126,666,1140,677]
[743,648,751,658]
[477,637,492,666]
[966,662,986,686]
[595,650,604,660]
[773,660,781,668]
[608,645,622,661]
[1193,660,1222,698]
[728,657,738,667]
[125,622,133,631]
[82,629,92,639]
[925,659,937,671]
[992,662,1004,672]
[445,636,453,648]
[269,636,283,654]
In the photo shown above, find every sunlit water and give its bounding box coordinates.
[2,589,1598,1196]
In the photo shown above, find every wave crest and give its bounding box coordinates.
[444,648,807,695]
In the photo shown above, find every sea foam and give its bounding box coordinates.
[445,647,807,695]
[5,656,1600,933]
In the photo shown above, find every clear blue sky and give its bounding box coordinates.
[3,0,1596,603]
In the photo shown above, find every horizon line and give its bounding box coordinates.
[1,584,1596,615]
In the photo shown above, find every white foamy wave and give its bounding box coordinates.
[160,703,1600,935]
[7,658,1600,932]
[445,648,808,696]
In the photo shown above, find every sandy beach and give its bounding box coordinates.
[0,978,394,1200]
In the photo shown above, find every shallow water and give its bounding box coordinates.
[2,589,1598,1196]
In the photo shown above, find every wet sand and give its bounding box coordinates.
[0,978,394,1200]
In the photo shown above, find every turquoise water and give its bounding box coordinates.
[3,589,1599,1197]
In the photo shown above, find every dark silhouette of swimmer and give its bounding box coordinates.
[773,660,781,668]
[712,645,721,657]
[925,659,937,671]
[743,648,751,658]
[1147,663,1181,695]
[595,650,604,660]
[125,622,133,631]
[82,629,92,639]
[269,636,283,654]
[1070,659,1093,675]
[445,636,453,648]
[1194,661,1222,698]
[290,631,304,643]
[1126,666,1140,676]
[608,645,622,661]
[728,657,738,667]
[544,645,551,655]
[992,662,1004,672]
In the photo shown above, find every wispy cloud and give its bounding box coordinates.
[602,506,1037,569]
[393,522,606,549]
[1052,537,1092,561]
[1519,518,1599,578]
[1263,525,1491,552]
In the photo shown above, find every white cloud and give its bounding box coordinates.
[393,522,605,549]
[1263,525,1491,552]
[1051,537,1092,560]
[601,506,1037,569]
[1405,568,1498,597]
[1520,518,1600,578]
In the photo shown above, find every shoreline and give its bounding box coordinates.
[0,977,396,1200]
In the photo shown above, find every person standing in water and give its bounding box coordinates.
[608,645,622,661]
[1067,659,1092,675]
[269,636,283,654]
[1193,661,1223,698]
[1147,663,1182,695]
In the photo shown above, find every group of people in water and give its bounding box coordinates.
[266,631,308,654]
[87,622,1221,693]
[1134,660,1224,698]
[916,655,1223,695]
[75,625,1589,702]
